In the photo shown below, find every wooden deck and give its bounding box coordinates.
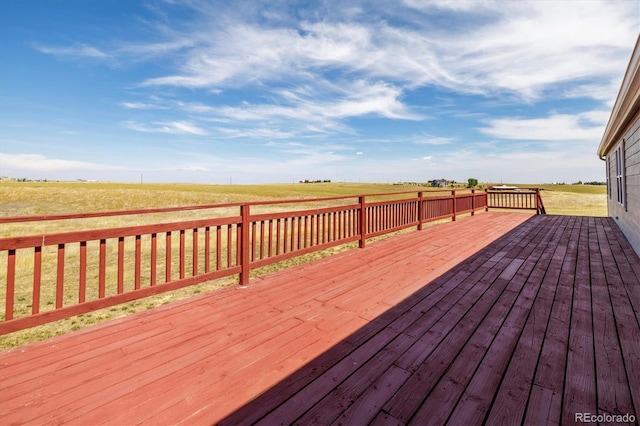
[1,213,639,425]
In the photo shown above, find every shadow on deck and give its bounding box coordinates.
[1,213,639,425]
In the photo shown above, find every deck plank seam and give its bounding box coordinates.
[442,215,567,425]
[483,215,569,425]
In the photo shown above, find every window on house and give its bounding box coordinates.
[607,156,611,199]
[615,142,626,208]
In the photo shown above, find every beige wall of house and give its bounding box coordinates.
[599,35,640,257]
[606,108,640,256]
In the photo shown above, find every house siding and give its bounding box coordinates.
[608,108,640,256]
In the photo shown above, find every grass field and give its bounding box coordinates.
[0,181,606,348]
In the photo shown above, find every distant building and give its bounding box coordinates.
[598,35,640,256]
[429,179,449,188]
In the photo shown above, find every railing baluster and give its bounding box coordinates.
[268,220,274,257]
[251,221,257,262]
[118,237,125,294]
[33,246,42,313]
[260,220,265,259]
[179,230,185,280]
[166,232,172,282]
[276,219,282,255]
[151,233,157,286]
[192,228,198,277]
[283,218,289,253]
[216,226,222,270]
[240,205,250,285]
[227,225,232,268]
[6,249,16,320]
[205,226,210,273]
[99,239,106,298]
[56,244,65,308]
[133,235,142,290]
[79,242,87,302]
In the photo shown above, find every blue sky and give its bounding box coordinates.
[1,0,638,184]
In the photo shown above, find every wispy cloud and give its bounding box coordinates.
[122,120,208,135]
[412,134,455,145]
[136,1,635,103]
[34,43,111,60]
[479,112,609,141]
[0,153,115,172]
[13,1,639,184]
[121,102,168,110]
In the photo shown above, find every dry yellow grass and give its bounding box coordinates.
[0,181,606,349]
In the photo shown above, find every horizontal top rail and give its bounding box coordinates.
[0,188,476,224]
[0,216,240,250]
[0,187,544,334]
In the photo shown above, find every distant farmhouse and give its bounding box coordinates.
[429,179,449,188]
[598,35,640,256]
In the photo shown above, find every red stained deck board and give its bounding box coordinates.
[332,365,411,426]
[524,216,581,425]
[415,216,565,425]
[229,216,640,425]
[561,217,597,424]
[3,293,284,395]
[484,217,567,424]
[383,247,531,422]
[3,214,640,425]
[589,219,635,416]
[13,315,305,424]
[599,221,640,418]
[295,332,418,425]
[0,212,528,424]
[90,320,323,426]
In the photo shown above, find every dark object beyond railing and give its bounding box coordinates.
[0,189,543,334]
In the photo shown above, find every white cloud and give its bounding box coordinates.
[122,120,208,135]
[0,153,115,172]
[413,135,455,145]
[121,102,167,110]
[198,80,422,134]
[213,126,294,139]
[34,43,110,60]
[135,1,636,103]
[479,112,608,141]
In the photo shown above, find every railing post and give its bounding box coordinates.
[535,188,541,214]
[485,188,489,211]
[240,204,250,286]
[452,190,457,221]
[359,196,366,248]
[417,191,424,230]
[471,189,475,216]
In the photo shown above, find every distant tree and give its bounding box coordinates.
[467,178,478,188]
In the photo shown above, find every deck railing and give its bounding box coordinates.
[487,188,546,214]
[0,188,541,334]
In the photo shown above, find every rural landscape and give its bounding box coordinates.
[2,1,638,424]
[0,179,605,349]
